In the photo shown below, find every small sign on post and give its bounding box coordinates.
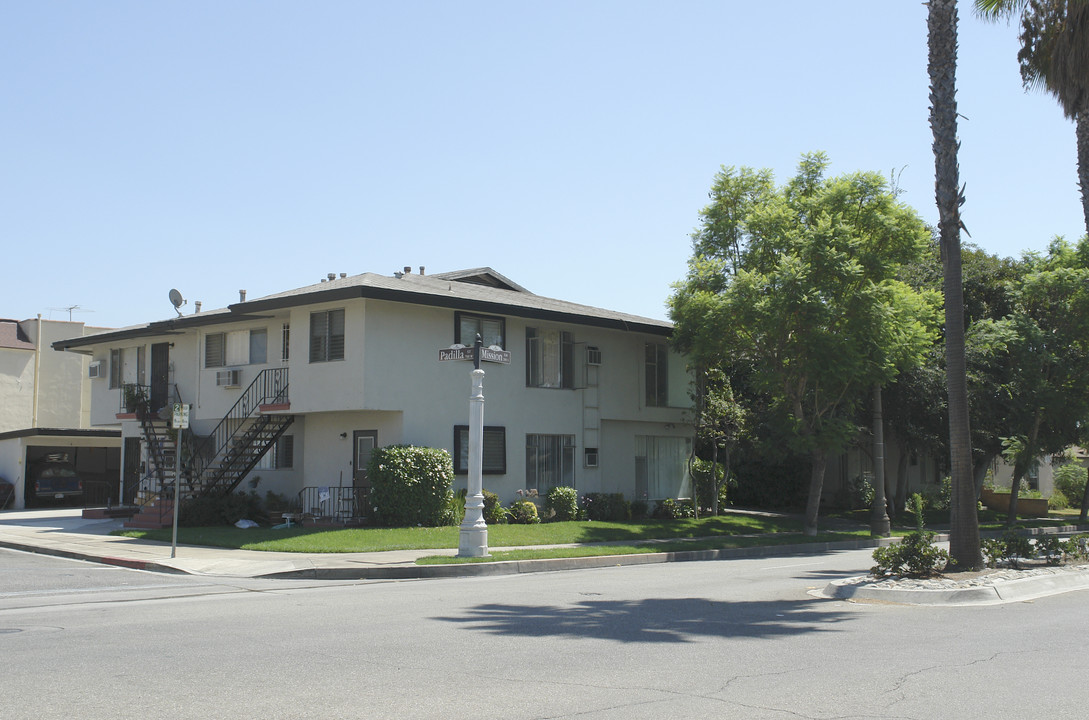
[172,402,190,429]
[170,402,189,559]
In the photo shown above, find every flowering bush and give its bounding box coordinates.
[544,486,578,521]
[368,445,455,527]
[508,500,540,524]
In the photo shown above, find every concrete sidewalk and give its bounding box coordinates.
[0,507,893,581]
[4,508,1089,606]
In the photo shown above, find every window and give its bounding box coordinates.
[635,436,692,500]
[456,312,504,348]
[281,323,290,363]
[205,333,226,368]
[249,328,268,365]
[310,309,345,362]
[256,435,294,470]
[526,327,574,389]
[453,426,507,475]
[525,434,575,493]
[109,348,122,389]
[645,342,669,407]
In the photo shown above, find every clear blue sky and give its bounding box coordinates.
[2,1,1083,329]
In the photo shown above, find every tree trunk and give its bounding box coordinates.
[895,441,910,518]
[1079,464,1089,523]
[870,384,891,536]
[1077,106,1089,237]
[928,0,981,570]
[1007,466,1024,526]
[1007,414,1042,528]
[804,448,827,536]
[973,451,997,500]
[710,441,719,516]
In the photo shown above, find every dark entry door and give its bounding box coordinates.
[352,430,378,514]
[150,343,170,412]
[122,438,141,505]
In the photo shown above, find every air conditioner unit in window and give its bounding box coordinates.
[584,447,599,468]
[586,346,602,366]
[216,369,241,387]
[88,361,104,379]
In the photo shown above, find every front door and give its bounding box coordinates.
[353,430,378,515]
[150,343,170,412]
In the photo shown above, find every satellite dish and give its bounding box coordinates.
[168,289,186,316]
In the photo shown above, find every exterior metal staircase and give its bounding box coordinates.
[122,368,292,529]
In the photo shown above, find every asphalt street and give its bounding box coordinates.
[3,546,1087,719]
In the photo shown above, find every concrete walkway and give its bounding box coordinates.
[3,508,1089,606]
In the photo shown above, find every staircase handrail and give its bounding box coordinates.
[185,368,289,490]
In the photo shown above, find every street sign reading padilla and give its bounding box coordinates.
[439,346,474,362]
[438,346,511,364]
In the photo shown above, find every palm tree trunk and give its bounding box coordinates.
[804,447,827,536]
[928,0,981,569]
[1077,107,1089,236]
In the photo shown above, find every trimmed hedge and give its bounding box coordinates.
[368,445,456,527]
[544,486,579,521]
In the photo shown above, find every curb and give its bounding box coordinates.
[821,569,1089,606]
[263,537,898,580]
[0,538,187,574]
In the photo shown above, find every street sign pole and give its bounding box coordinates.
[458,335,489,558]
[170,403,188,559]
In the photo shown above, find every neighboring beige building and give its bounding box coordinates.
[53,268,692,525]
[0,317,121,509]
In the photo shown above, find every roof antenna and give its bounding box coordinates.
[168,289,187,317]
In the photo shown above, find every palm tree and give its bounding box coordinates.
[929,0,982,569]
[976,0,1089,235]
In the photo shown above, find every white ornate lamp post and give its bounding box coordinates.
[458,357,489,557]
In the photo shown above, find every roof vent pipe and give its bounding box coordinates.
[194,301,202,313]
[403,266,412,275]
[239,289,246,302]
[327,273,336,281]
[419,266,425,275]
[340,272,347,278]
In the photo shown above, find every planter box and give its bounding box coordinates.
[980,488,1050,517]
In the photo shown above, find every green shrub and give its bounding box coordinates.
[982,529,1036,569]
[544,486,579,522]
[848,473,875,510]
[482,490,508,524]
[450,488,467,524]
[1035,535,1064,565]
[693,459,734,510]
[870,531,949,578]
[368,445,456,527]
[1048,489,1070,510]
[508,500,540,524]
[1053,464,1088,508]
[581,493,630,522]
[1063,533,1089,561]
[652,497,696,520]
[180,491,265,527]
[630,500,649,519]
[921,477,951,512]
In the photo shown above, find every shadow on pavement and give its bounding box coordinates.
[434,596,853,643]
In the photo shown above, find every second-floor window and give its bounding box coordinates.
[645,342,669,407]
[456,312,505,349]
[526,327,573,389]
[205,329,268,367]
[310,309,345,362]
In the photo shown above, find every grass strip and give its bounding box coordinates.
[112,513,810,553]
[415,530,871,564]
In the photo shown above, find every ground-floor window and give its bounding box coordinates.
[255,435,294,470]
[635,436,692,500]
[526,434,575,493]
[454,426,507,474]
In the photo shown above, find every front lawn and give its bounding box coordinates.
[113,513,811,553]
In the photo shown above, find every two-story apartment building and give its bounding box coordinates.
[53,268,692,523]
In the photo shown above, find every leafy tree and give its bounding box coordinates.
[671,153,938,535]
[928,0,982,569]
[976,0,1089,235]
[687,366,747,516]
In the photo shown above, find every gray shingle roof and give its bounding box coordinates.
[54,268,671,351]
